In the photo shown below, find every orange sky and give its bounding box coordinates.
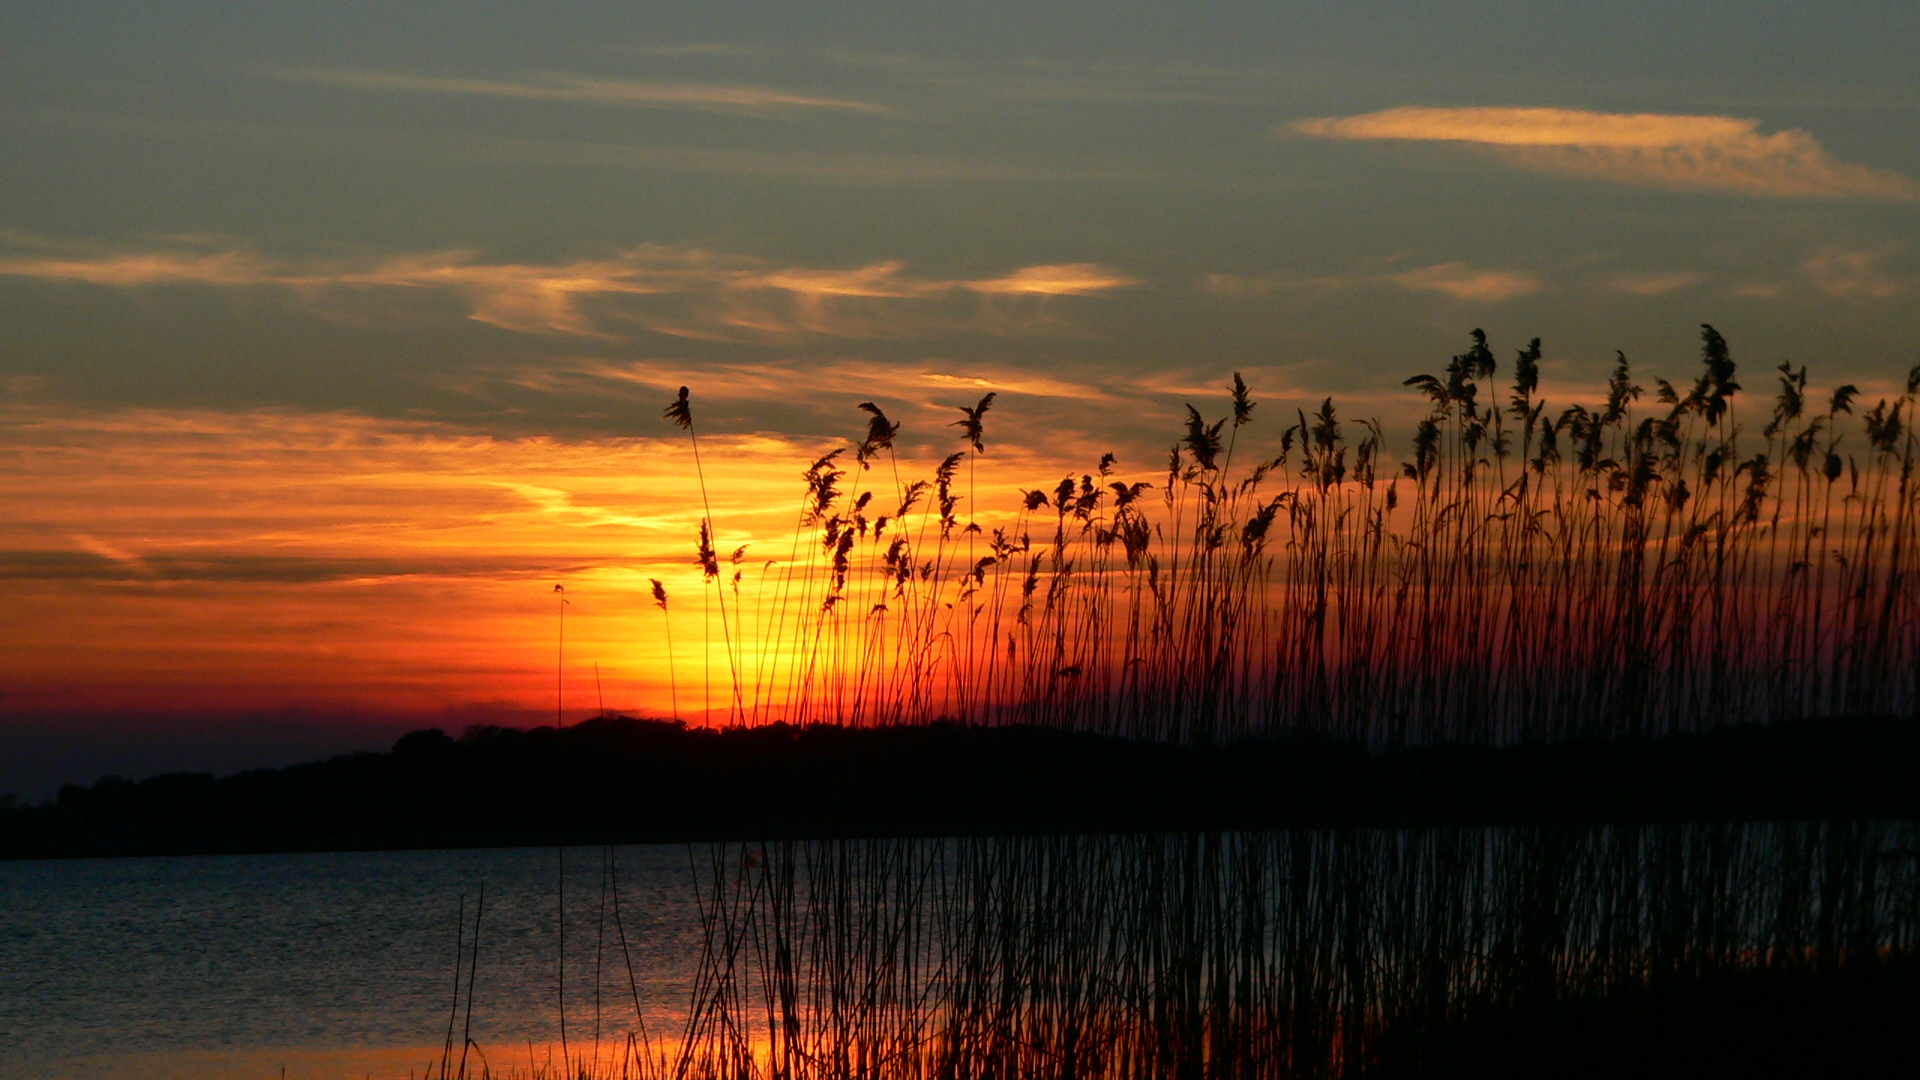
[0,401,1106,726]
[5,3,1918,793]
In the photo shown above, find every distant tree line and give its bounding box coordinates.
[4,713,1916,859]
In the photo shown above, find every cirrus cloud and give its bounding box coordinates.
[1602,270,1709,297]
[965,264,1141,296]
[1199,261,1540,304]
[1802,247,1911,302]
[268,67,891,116]
[1290,107,1920,200]
[0,237,1138,342]
[1390,262,1541,302]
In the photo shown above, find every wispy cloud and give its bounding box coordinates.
[1602,270,1709,297]
[810,47,1294,109]
[5,105,1159,185]
[0,374,48,398]
[0,395,1157,721]
[538,356,1117,411]
[1726,280,1788,299]
[967,264,1139,296]
[1390,262,1541,302]
[618,43,765,59]
[269,67,890,116]
[3,549,578,585]
[0,238,1138,341]
[1291,107,1920,199]
[0,402,855,717]
[1199,262,1539,303]
[1802,247,1911,301]
[1195,272,1351,299]
[0,244,286,289]
[70,533,151,575]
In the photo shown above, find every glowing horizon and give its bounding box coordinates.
[3,1,1917,792]
[9,346,1913,737]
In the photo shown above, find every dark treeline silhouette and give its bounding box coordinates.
[6,713,1919,859]
[13,327,1919,861]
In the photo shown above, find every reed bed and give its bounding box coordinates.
[705,826,1917,1080]
[447,824,1919,1080]
[433,327,1920,1080]
[660,327,1920,745]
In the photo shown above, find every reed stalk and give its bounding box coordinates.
[659,328,1920,745]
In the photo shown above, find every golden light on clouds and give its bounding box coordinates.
[543,356,1116,408]
[1291,107,1920,200]
[966,264,1142,295]
[269,67,891,115]
[1197,263,1540,303]
[0,245,289,289]
[1601,270,1709,297]
[0,401,1111,722]
[1389,263,1541,303]
[1801,247,1912,301]
[0,240,1138,342]
[0,404,779,717]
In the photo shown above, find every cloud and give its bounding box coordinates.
[489,481,662,529]
[0,402,831,593]
[269,67,890,116]
[1199,263,1538,303]
[812,47,1281,109]
[1,374,50,398]
[1391,263,1541,302]
[543,357,1116,411]
[966,264,1140,296]
[0,395,1177,721]
[618,43,765,59]
[70,533,150,575]
[752,261,942,300]
[1802,247,1911,301]
[0,238,1138,341]
[0,549,580,585]
[1602,271,1709,297]
[1725,280,1788,299]
[0,246,286,289]
[1290,107,1920,200]
[1195,272,1354,298]
[5,107,1137,185]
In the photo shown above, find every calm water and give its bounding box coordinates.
[0,845,708,1080]
[5,827,1916,1079]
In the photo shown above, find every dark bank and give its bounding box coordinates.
[6,712,1918,859]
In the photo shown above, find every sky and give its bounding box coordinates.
[3,1,1917,794]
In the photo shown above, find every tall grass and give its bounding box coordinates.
[432,327,1920,1078]
[664,326,1920,745]
[450,824,1920,1080]
[698,825,1917,1080]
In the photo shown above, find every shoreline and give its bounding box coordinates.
[6,713,1917,860]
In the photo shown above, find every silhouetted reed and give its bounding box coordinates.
[709,826,1916,1079]
[440,328,1920,1078]
[465,824,1916,1079]
[666,326,1920,745]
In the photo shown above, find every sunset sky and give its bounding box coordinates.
[4,1,1917,794]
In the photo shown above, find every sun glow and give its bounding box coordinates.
[8,332,1919,743]
[0,402,1082,724]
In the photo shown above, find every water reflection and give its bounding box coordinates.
[2,825,1914,1078]
[666,825,1919,1080]
[0,846,701,1080]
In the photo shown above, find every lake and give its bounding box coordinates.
[4,825,1915,1078]
[1,845,702,1079]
